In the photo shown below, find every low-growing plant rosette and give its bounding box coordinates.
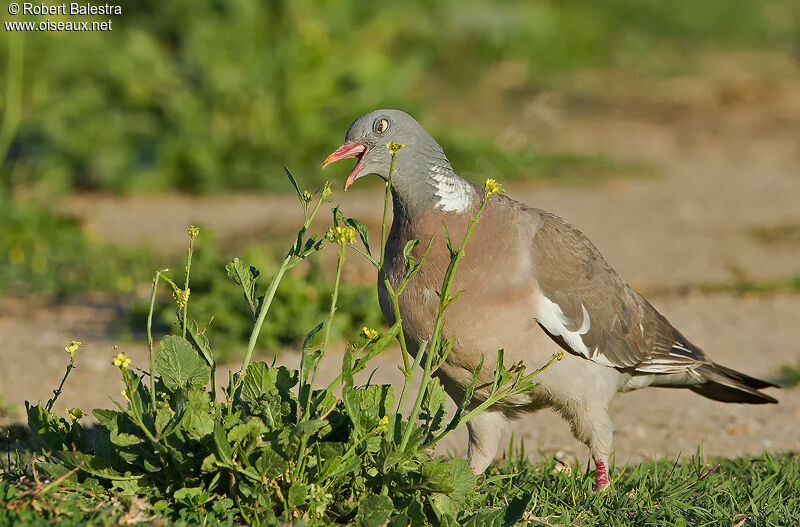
[22,158,551,526]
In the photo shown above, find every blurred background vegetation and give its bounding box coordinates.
[1,0,798,359]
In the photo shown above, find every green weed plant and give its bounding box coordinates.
[14,151,549,525]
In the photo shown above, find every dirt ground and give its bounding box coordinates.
[2,54,799,467]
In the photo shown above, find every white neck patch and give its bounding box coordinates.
[429,165,475,213]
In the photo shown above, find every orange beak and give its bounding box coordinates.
[322,142,367,191]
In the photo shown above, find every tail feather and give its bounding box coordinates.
[693,363,778,404]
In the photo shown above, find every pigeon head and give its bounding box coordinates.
[322,109,435,189]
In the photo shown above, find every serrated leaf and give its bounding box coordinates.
[156,336,209,391]
[241,363,298,404]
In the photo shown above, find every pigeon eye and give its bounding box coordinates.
[374,118,389,134]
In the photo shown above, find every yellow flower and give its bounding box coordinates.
[67,408,85,421]
[64,340,83,358]
[173,288,190,308]
[121,389,129,401]
[158,391,169,403]
[326,226,356,246]
[187,225,200,239]
[386,142,405,154]
[377,415,389,430]
[484,178,504,196]
[361,327,379,341]
[112,350,132,370]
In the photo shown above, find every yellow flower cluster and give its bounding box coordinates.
[173,287,190,308]
[112,349,132,370]
[361,327,379,341]
[386,142,405,154]
[187,225,200,239]
[326,226,356,246]
[377,415,389,431]
[484,178,504,196]
[64,340,82,358]
[67,408,85,421]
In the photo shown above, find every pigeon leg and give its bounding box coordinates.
[594,457,611,492]
[563,403,613,492]
[466,411,508,475]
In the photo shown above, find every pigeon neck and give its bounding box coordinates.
[390,164,478,220]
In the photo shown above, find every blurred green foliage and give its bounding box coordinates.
[125,231,383,362]
[1,0,797,194]
[0,197,153,295]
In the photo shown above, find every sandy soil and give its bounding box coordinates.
[2,55,799,467]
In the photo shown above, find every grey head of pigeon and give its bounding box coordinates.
[322,109,480,218]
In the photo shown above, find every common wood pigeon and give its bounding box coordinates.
[323,109,778,491]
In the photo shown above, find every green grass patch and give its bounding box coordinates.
[3,435,798,526]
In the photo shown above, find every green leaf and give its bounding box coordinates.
[60,452,144,481]
[181,389,215,440]
[213,423,233,466]
[355,494,394,527]
[332,205,345,227]
[302,322,324,351]
[225,258,261,318]
[254,446,288,479]
[186,318,214,367]
[288,482,309,508]
[421,461,455,494]
[284,166,304,207]
[403,239,420,262]
[346,217,370,253]
[421,377,447,436]
[448,458,475,505]
[156,335,210,391]
[460,508,505,527]
[241,363,298,405]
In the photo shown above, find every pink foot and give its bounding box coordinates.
[594,460,610,492]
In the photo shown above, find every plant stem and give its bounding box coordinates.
[378,151,413,373]
[241,191,327,373]
[45,361,74,412]
[147,270,168,410]
[397,193,491,451]
[181,235,195,339]
[241,259,289,373]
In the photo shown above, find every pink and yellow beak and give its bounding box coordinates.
[322,142,367,191]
